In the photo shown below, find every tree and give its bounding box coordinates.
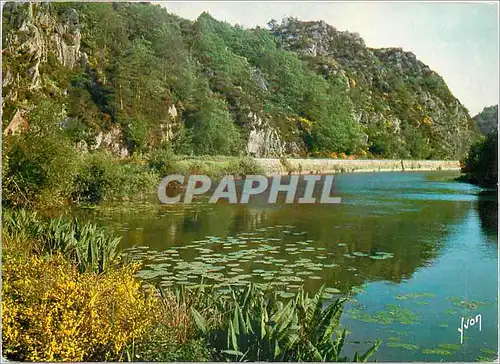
[190,97,242,155]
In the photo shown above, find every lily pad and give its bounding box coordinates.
[438,344,461,351]
[386,342,419,351]
[395,293,435,300]
[352,252,369,257]
[324,287,341,294]
[278,291,295,298]
[422,348,451,356]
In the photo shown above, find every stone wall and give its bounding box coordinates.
[255,158,461,175]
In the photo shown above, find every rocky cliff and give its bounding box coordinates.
[2,3,476,159]
[472,105,498,135]
[271,18,473,158]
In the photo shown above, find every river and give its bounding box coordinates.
[73,170,498,361]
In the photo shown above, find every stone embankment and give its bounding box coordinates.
[255,158,461,175]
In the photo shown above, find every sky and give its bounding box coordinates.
[156,1,499,116]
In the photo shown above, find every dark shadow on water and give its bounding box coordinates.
[477,190,498,238]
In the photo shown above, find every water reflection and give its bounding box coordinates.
[73,171,476,291]
[477,190,498,239]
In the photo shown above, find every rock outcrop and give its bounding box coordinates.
[3,110,28,136]
[246,113,284,157]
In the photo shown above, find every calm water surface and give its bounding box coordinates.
[73,171,498,361]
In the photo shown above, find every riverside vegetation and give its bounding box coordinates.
[460,105,498,188]
[2,210,380,361]
[2,2,491,210]
[2,2,496,362]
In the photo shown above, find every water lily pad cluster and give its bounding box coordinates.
[121,225,390,296]
[347,304,419,325]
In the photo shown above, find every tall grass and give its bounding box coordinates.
[185,283,380,362]
[2,209,120,273]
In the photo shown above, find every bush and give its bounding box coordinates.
[2,133,79,208]
[115,161,159,199]
[72,152,159,204]
[461,132,498,188]
[147,148,183,176]
[2,100,81,208]
[224,156,264,176]
[71,152,118,204]
[2,250,159,362]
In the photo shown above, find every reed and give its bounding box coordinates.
[187,283,380,362]
[2,209,120,273]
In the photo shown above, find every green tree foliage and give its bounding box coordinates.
[2,101,79,207]
[462,132,498,188]
[2,3,474,159]
[189,97,242,155]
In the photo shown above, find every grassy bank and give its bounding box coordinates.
[2,144,264,209]
[1,210,380,362]
[3,125,462,210]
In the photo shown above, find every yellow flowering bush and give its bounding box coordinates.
[2,249,160,362]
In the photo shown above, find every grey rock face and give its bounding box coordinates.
[92,127,129,158]
[246,113,284,157]
[5,3,84,90]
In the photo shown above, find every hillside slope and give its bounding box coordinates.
[473,105,498,135]
[2,2,475,159]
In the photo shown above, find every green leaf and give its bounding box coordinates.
[190,307,207,334]
[221,350,244,356]
[230,319,239,351]
[359,340,381,362]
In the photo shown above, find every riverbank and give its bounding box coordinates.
[1,210,379,362]
[167,156,461,176]
[3,147,462,210]
[255,158,461,175]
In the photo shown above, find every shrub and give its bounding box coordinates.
[224,157,264,176]
[2,133,79,208]
[2,100,82,208]
[71,152,118,204]
[2,250,159,362]
[147,148,183,176]
[279,155,298,174]
[115,161,159,199]
[187,160,214,176]
[72,152,159,204]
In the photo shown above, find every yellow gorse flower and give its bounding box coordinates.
[2,249,160,361]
